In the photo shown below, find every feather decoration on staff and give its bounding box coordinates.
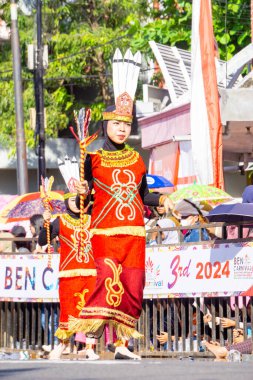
[40,176,54,268]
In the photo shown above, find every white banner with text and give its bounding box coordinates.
[144,242,253,298]
[1,242,253,301]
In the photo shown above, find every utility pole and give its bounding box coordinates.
[10,0,29,194]
[251,0,253,43]
[35,0,46,186]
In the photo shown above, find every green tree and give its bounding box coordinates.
[0,0,251,152]
[0,0,146,150]
[132,0,251,60]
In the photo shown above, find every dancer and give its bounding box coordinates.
[38,156,98,360]
[70,48,173,360]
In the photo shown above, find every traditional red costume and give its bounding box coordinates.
[70,147,147,338]
[55,212,96,339]
[38,157,97,342]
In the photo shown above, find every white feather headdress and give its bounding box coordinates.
[103,48,141,123]
[58,155,80,198]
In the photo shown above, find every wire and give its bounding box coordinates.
[49,33,129,64]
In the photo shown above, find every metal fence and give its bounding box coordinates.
[0,297,253,356]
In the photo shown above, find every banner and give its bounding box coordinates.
[0,254,60,302]
[1,243,253,301]
[144,242,253,298]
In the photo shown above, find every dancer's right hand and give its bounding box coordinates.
[75,180,89,195]
[43,210,51,222]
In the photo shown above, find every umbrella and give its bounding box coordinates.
[169,184,232,206]
[146,174,173,189]
[206,203,253,223]
[0,191,66,223]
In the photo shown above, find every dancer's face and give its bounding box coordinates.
[107,120,131,144]
[68,196,80,214]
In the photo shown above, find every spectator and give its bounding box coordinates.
[29,214,56,253]
[173,199,210,243]
[149,218,180,245]
[30,214,44,237]
[11,225,30,253]
[0,230,13,253]
[204,328,252,361]
[147,203,181,245]
[226,186,253,239]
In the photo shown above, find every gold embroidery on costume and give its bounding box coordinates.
[99,148,139,168]
[74,288,89,311]
[58,268,96,278]
[61,213,90,229]
[104,259,124,307]
[90,226,145,237]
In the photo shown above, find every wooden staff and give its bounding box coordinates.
[40,176,54,268]
[70,108,98,258]
[79,140,86,259]
[44,197,52,268]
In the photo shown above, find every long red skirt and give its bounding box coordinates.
[69,234,146,339]
[55,275,96,340]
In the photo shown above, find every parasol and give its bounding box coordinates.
[0,191,66,224]
[146,174,174,189]
[169,184,232,206]
[206,203,253,223]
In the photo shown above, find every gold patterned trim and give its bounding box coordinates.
[104,259,124,307]
[90,226,145,237]
[55,327,72,341]
[102,112,132,123]
[68,316,143,339]
[60,213,90,229]
[99,148,139,168]
[59,269,97,278]
[63,192,77,200]
[79,307,137,325]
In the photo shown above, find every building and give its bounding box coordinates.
[137,42,253,197]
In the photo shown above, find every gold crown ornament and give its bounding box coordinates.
[103,48,142,123]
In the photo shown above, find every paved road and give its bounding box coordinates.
[0,358,253,380]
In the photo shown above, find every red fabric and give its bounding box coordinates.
[90,151,146,229]
[57,214,96,331]
[59,276,96,330]
[79,149,147,333]
[82,235,145,321]
[58,215,95,272]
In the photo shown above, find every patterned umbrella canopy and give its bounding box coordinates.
[169,184,232,206]
[0,191,66,223]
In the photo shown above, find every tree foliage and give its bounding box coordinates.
[0,0,251,152]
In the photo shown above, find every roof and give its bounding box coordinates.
[149,41,253,104]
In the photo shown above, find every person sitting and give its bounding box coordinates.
[173,198,210,243]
